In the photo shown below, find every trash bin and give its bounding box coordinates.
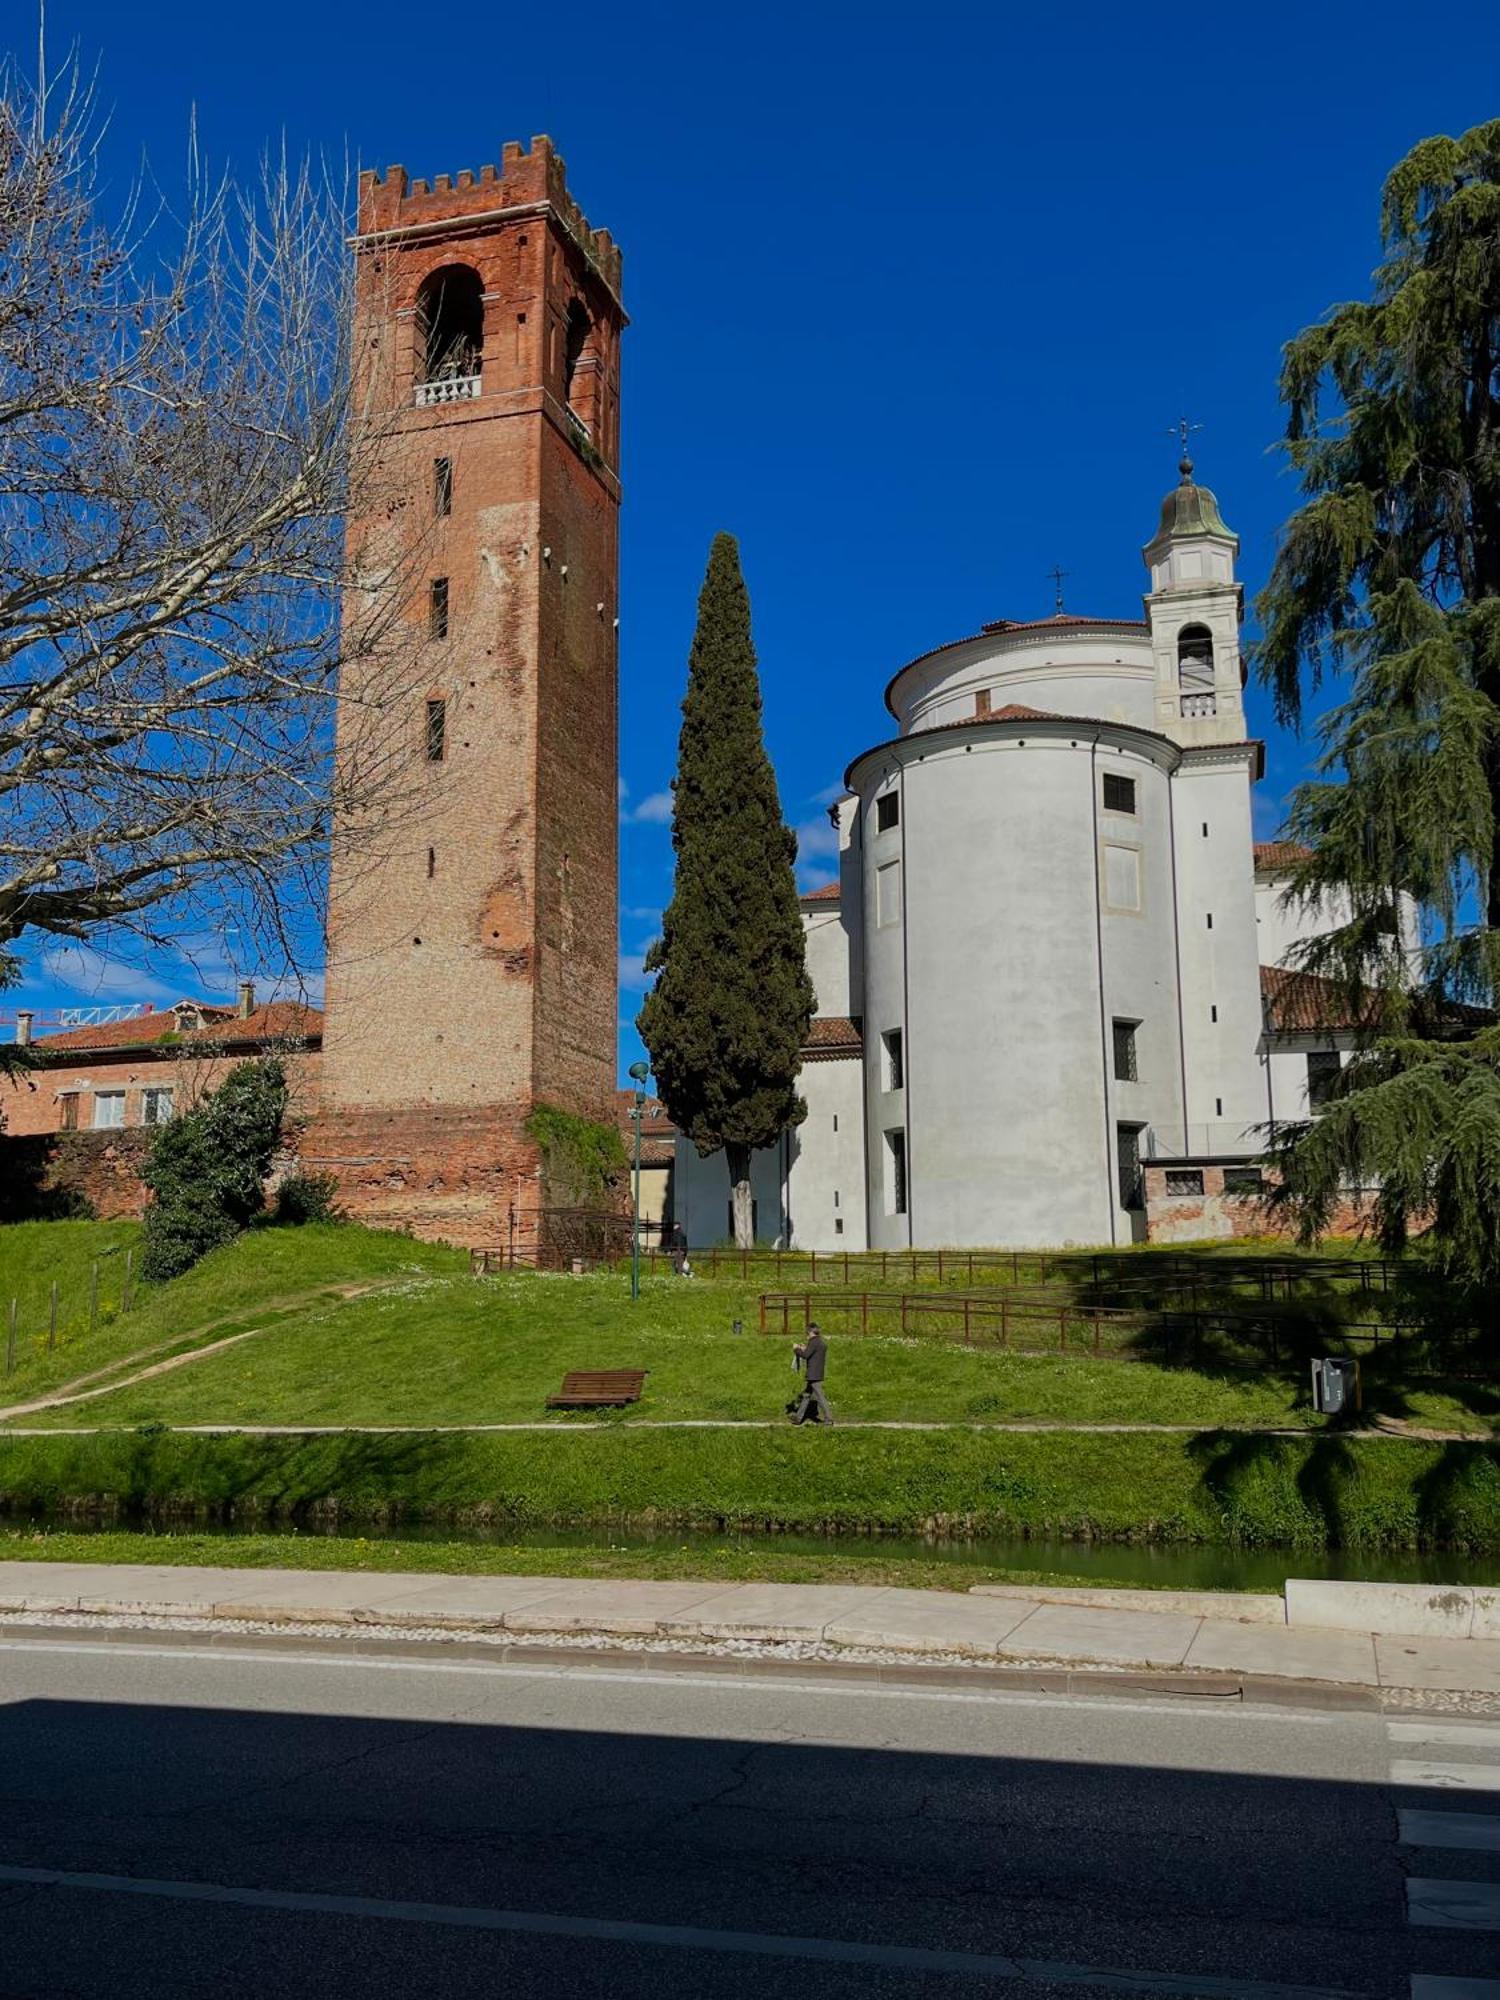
[1311,1356,1361,1415]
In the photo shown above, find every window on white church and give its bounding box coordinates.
[876,860,902,928]
[876,792,899,833]
[882,1029,904,1092]
[1102,772,1136,815]
[886,1129,908,1216]
[1306,1050,1342,1110]
[1103,844,1141,913]
[1115,1123,1144,1210]
[1178,623,1217,719]
[1112,1019,1138,1083]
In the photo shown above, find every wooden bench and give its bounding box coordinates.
[546,1369,648,1409]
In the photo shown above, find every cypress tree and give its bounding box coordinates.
[638,533,815,1247]
[1256,118,1500,1285]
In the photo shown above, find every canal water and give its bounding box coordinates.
[9,1512,1495,1592]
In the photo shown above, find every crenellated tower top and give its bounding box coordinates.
[355,135,623,303]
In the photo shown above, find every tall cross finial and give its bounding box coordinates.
[1049,565,1067,614]
[1168,416,1203,476]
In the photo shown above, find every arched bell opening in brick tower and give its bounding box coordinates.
[416,263,484,385]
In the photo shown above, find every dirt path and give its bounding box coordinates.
[0,1283,391,1424]
[2,1416,1488,1440]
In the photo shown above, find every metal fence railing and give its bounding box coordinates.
[756,1288,1476,1371]
[592,1244,1410,1295]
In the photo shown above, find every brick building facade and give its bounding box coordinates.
[0,992,321,1220]
[302,138,625,1249]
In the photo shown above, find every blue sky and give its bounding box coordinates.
[12,1,1497,1074]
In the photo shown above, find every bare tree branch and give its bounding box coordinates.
[0,58,431,978]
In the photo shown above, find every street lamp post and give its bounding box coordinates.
[627,1060,650,1301]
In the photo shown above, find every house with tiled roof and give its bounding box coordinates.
[1,985,323,1216]
[666,461,1422,1250]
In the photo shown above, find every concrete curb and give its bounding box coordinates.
[1285,1579,1500,1640]
[1,1562,1499,1697]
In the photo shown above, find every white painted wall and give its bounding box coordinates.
[1255,870,1421,972]
[786,1056,866,1250]
[850,720,1191,1249]
[1168,754,1267,1156]
[892,627,1157,737]
[1264,1040,1350,1124]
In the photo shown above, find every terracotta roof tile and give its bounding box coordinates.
[981,613,1149,635]
[1254,841,1313,873]
[1260,965,1372,1033]
[1260,965,1490,1034]
[31,998,320,1056]
[803,1015,862,1057]
[799,881,842,902]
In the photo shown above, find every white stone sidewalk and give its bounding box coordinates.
[2,1561,1499,1696]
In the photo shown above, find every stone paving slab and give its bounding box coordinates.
[212,1573,575,1628]
[1185,1620,1378,1685]
[825,1587,1043,1657]
[1377,1633,1500,1694]
[996,1602,1203,1669]
[970,1583,1282,1624]
[500,1581,737,1637]
[656,1583,878,1643]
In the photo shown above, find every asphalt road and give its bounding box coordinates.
[0,1628,1496,1999]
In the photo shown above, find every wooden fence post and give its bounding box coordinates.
[90,1260,100,1334]
[5,1298,15,1376]
[123,1248,134,1312]
[48,1280,58,1350]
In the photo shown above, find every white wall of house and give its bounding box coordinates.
[1169,753,1267,1157]
[786,1055,866,1250]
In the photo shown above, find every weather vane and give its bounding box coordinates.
[1049,565,1067,613]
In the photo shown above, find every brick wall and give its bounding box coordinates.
[317,137,624,1230]
[1144,1163,1380,1244]
[0,1128,155,1221]
[294,1104,544,1249]
[2,1047,321,1141]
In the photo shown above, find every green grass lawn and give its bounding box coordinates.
[0,1265,1387,1432]
[2,1221,1491,1437]
[3,1218,1495,1555]
[0,1524,1165,1594]
[0,1424,1494,1549]
[0,1217,140,1349]
[0,1222,464,1406]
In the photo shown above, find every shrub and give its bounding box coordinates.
[273,1171,344,1226]
[525,1103,627,1206]
[140,1059,287,1281]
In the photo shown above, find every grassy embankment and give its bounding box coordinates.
[0,1219,1495,1558]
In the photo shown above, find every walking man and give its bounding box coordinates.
[791,1322,833,1424]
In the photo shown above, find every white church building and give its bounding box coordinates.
[672,461,1391,1250]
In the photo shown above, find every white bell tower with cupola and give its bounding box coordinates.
[1143,453,1246,749]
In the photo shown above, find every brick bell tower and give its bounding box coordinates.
[311,139,624,1248]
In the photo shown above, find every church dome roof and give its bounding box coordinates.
[1153,457,1236,544]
